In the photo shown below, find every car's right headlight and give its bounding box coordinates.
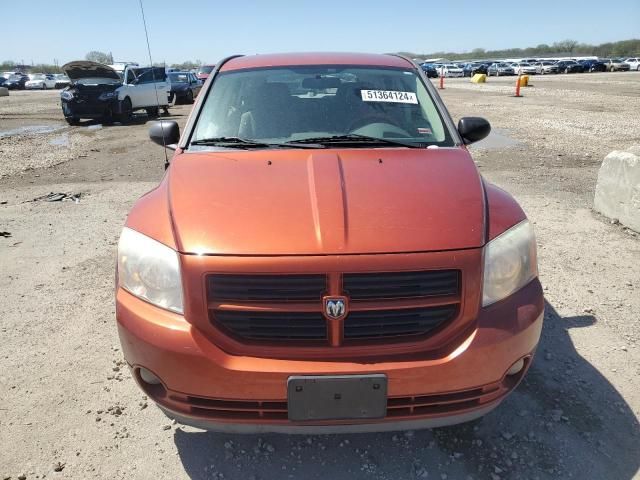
[482,220,538,307]
[117,227,184,314]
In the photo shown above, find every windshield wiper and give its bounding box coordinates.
[190,136,324,149]
[286,134,422,148]
[190,137,272,148]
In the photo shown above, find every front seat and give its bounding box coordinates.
[238,83,294,139]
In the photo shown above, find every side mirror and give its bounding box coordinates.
[457,117,491,145]
[149,120,180,149]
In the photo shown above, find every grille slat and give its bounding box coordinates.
[344,306,457,339]
[344,270,459,300]
[208,274,326,301]
[213,310,326,341]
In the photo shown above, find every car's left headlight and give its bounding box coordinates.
[117,227,184,314]
[482,220,538,307]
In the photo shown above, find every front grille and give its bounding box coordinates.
[343,270,459,300]
[344,305,457,339]
[206,270,461,347]
[213,310,326,341]
[208,274,326,302]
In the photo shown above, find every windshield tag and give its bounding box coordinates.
[360,90,418,104]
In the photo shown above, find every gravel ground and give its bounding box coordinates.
[0,72,639,480]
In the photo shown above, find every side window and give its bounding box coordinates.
[136,68,167,84]
[126,70,136,84]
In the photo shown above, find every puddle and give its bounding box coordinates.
[471,128,521,150]
[0,125,64,139]
[49,134,69,147]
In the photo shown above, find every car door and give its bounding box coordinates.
[190,74,202,97]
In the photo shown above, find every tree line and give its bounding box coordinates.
[400,38,640,61]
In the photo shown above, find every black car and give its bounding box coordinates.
[555,61,584,74]
[60,61,123,125]
[419,63,439,78]
[4,73,29,89]
[462,63,488,77]
[167,71,202,104]
[578,59,606,72]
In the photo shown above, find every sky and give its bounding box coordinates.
[3,0,639,66]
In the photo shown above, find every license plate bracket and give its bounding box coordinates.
[287,374,387,421]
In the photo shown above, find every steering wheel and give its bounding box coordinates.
[346,114,403,133]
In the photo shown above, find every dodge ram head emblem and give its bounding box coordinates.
[324,296,348,320]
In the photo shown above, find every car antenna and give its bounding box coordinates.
[138,0,170,169]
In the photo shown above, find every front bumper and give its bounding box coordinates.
[117,279,543,432]
[61,98,118,119]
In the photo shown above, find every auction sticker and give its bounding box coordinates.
[361,90,418,104]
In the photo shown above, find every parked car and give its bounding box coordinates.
[167,71,202,104]
[510,63,537,75]
[2,71,18,79]
[3,73,29,89]
[487,63,515,76]
[52,74,71,88]
[554,60,584,74]
[462,63,488,77]
[533,61,558,74]
[623,57,640,71]
[0,77,7,88]
[196,64,216,81]
[118,52,544,434]
[25,73,57,90]
[437,63,464,78]
[602,58,630,72]
[420,63,439,78]
[578,59,607,73]
[60,61,170,125]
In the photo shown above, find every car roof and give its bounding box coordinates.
[220,52,414,72]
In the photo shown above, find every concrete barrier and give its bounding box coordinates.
[594,146,640,232]
[0,87,8,97]
[471,74,487,83]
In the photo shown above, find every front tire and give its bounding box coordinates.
[41,83,46,90]
[118,97,132,123]
[186,90,194,104]
[65,116,79,126]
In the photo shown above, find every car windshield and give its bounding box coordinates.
[168,73,189,83]
[198,66,214,75]
[192,66,453,148]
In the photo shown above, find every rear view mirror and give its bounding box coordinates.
[149,120,180,149]
[302,76,341,90]
[457,117,491,144]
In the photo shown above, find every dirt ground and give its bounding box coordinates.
[1,72,639,480]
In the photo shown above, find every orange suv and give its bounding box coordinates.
[116,53,543,433]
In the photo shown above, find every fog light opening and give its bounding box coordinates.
[507,358,525,376]
[139,367,161,385]
[136,367,167,399]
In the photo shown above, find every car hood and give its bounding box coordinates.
[62,61,120,81]
[168,148,486,255]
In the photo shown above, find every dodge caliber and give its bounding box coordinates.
[116,52,543,433]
